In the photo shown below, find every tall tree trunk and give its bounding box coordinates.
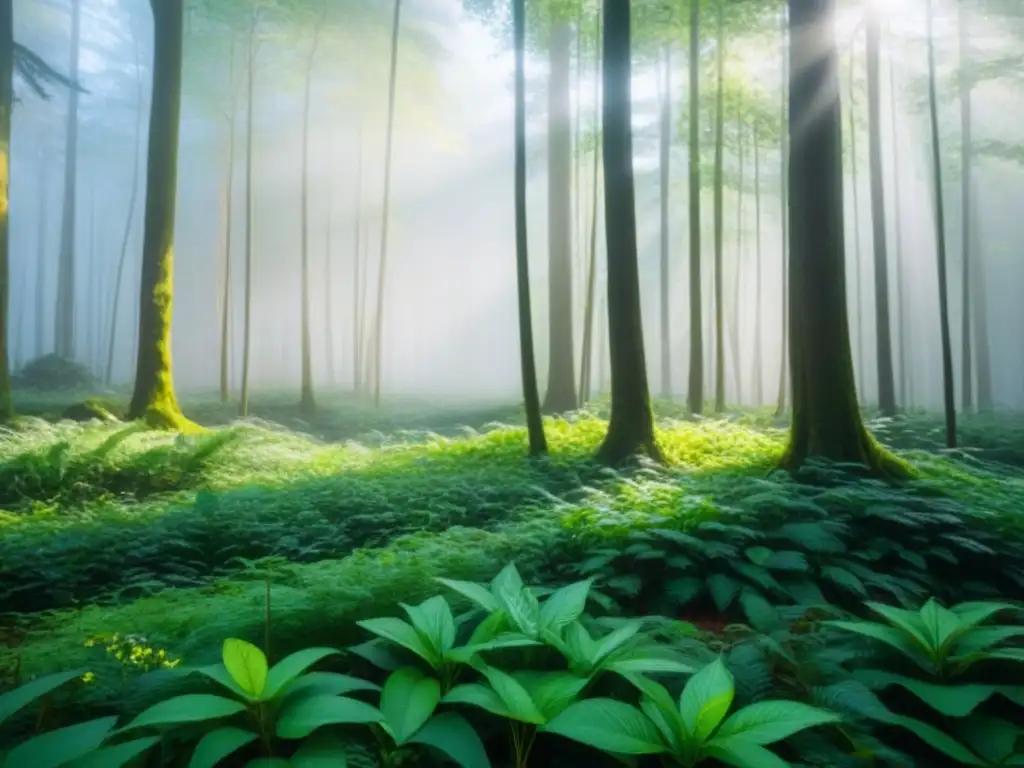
[128,0,190,430]
[107,30,144,387]
[712,0,725,413]
[926,0,956,447]
[324,135,335,388]
[774,6,788,417]
[658,43,671,399]
[686,0,703,416]
[371,0,402,408]
[352,126,363,392]
[0,0,11,419]
[512,0,546,456]
[35,162,47,359]
[730,104,744,405]
[865,4,897,415]
[888,47,908,408]
[218,113,235,402]
[752,116,763,405]
[848,41,864,398]
[54,0,81,360]
[957,1,973,412]
[578,11,601,406]
[970,184,992,410]
[239,9,258,418]
[298,22,323,415]
[597,0,660,464]
[542,21,577,413]
[782,0,900,476]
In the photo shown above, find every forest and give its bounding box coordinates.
[2,0,1024,765]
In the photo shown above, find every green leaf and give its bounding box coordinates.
[245,760,290,767]
[280,672,380,703]
[879,712,986,765]
[715,700,840,745]
[435,577,498,612]
[443,683,514,719]
[2,717,117,768]
[708,574,740,612]
[821,566,867,597]
[593,621,641,663]
[744,547,773,565]
[704,736,791,768]
[764,551,809,572]
[348,639,404,671]
[189,726,259,768]
[64,736,159,768]
[542,698,669,755]
[679,657,735,743]
[357,617,437,666]
[490,563,526,603]
[403,596,457,655]
[539,579,593,632]
[276,694,384,739]
[954,715,1019,764]
[667,577,704,606]
[826,620,932,672]
[0,669,84,726]
[514,671,589,721]
[196,663,249,699]
[494,580,540,638]
[607,655,696,677]
[123,694,246,731]
[477,664,545,724]
[407,712,492,768]
[952,626,1024,657]
[854,670,1000,717]
[380,667,441,744]
[290,731,350,767]
[640,697,683,752]
[262,647,341,701]
[222,638,268,700]
[738,588,781,633]
[919,599,962,652]
[865,603,933,655]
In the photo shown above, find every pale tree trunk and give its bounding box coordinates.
[55,0,81,359]
[712,0,725,413]
[352,126,363,392]
[239,9,259,417]
[888,46,908,408]
[658,44,671,398]
[970,184,993,410]
[324,134,335,388]
[752,116,763,405]
[217,37,238,402]
[686,0,703,415]
[35,162,47,358]
[729,105,744,405]
[578,9,601,405]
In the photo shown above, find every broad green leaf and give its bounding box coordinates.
[951,601,1017,631]
[640,697,683,752]
[865,603,934,655]
[444,683,514,719]
[608,655,696,676]
[821,566,867,597]
[276,695,384,739]
[435,577,498,612]
[196,663,249,698]
[764,550,809,572]
[189,726,259,768]
[744,547,773,565]
[704,736,791,768]
[715,700,840,745]
[262,648,341,700]
[2,717,117,768]
[952,626,1024,657]
[592,621,641,664]
[854,670,1001,717]
[408,712,491,768]
[919,599,962,652]
[490,563,526,602]
[679,657,735,743]
[290,731,350,767]
[245,760,290,767]
[514,671,588,721]
[542,698,669,755]
[880,712,986,765]
[348,639,404,671]
[667,577,704,606]
[826,620,933,672]
[539,579,593,632]
[380,667,441,744]
[497,587,540,638]
[446,633,540,664]
[708,574,740,612]
[123,694,246,731]
[403,596,457,655]
[0,669,84,725]
[280,672,380,703]
[222,639,268,699]
[477,664,545,724]
[986,648,1024,664]
[465,610,512,646]
[738,588,781,633]
[357,617,437,666]
[64,736,159,768]
[954,715,1019,764]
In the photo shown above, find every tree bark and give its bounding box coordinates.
[578,9,601,406]
[781,0,902,477]
[217,37,238,403]
[888,46,908,408]
[658,44,671,399]
[239,9,258,418]
[512,0,546,456]
[596,0,661,465]
[324,135,335,388]
[128,0,191,431]
[686,0,703,416]
[0,0,12,419]
[970,184,992,410]
[752,112,763,405]
[730,102,744,405]
[712,0,725,413]
[352,125,363,392]
[774,6,788,417]
[848,41,864,399]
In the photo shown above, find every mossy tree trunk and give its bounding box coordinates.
[542,21,577,414]
[781,0,902,477]
[512,0,546,456]
[774,6,788,418]
[686,0,703,416]
[925,0,956,448]
[128,0,191,431]
[712,0,725,413]
[865,4,897,415]
[658,43,671,399]
[54,0,81,360]
[596,0,661,465]
[0,0,12,420]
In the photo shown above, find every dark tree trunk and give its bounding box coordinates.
[774,7,789,417]
[578,9,601,406]
[781,0,901,476]
[596,0,661,465]
[239,9,258,418]
[542,21,577,414]
[0,0,11,419]
[926,0,956,448]
[128,0,190,430]
[712,0,725,413]
[865,5,897,415]
[658,43,671,399]
[848,40,864,398]
[958,2,973,412]
[54,0,81,360]
[686,0,703,416]
[512,0,546,456]
[752,114,763,405]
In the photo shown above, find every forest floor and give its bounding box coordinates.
[1,389,1023,737]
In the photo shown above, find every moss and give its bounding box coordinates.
[62,399,122,423]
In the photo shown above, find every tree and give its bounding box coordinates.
[596,0,661,465]
[513,0,546,456]
[0,0,11,420]
[686,0,703,416]
[239,6,259,418]
[781,0,901,476]
[847,37,865,397]
[774,5,788,418]
[658,43,671,399]
[128,0,193,431]
[712,0,726,413]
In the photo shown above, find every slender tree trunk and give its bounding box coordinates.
[712,0,726,413]
[957,2,973,412]
[107,31,144,387]
[352,126,363,392]
[35,163,47,359]
[865,4,897,415]
[542,21,577,413]
[597,0,661,464]
[239,10,258,418]
[888,47,908,408]
[578,11,601,405]
[848,42,864,399]
[659,43,671,399]
[970,184,992,410]
[774,7,788,417]
[298,23,322,415]
[686,0,703,416]
[730,105,744,405]
[324,135,335,388]
[926,0,956,447]
[371,0,402,407]
[512,0,546,455]
[218,112,235,402]
[782,0,899,476]
[55,0,81,360]
[128,0,190,430]
[752,118,763,405]
[0,0,11,419]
